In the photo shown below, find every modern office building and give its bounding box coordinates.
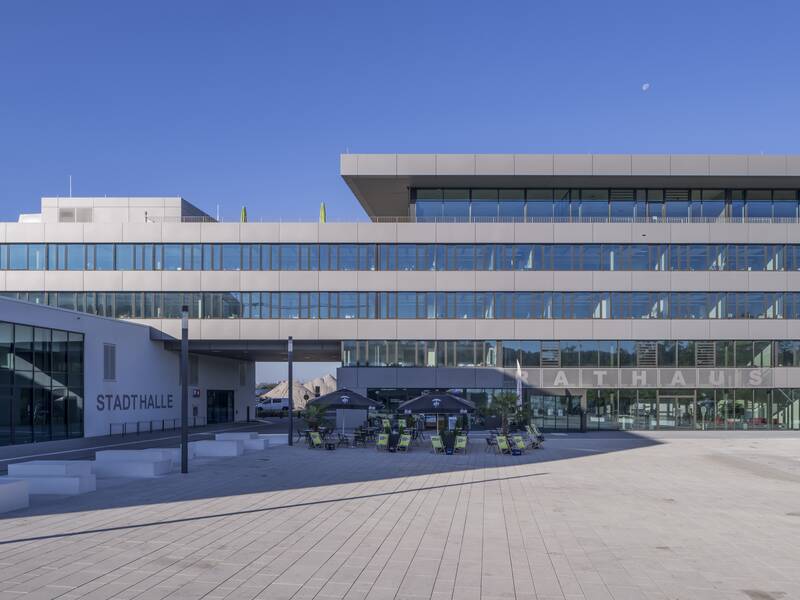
[2,155,800,442]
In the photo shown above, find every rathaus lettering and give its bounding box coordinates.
[96,393,175,412]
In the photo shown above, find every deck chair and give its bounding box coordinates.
[484,437,498,453]
[528,424,545,445]
[381,418,391,432]
[511,435,527,454]
[454,435,467,454]
[309,431,323,449]
[431,435,445,454]
[495,435,512,455]
[523,425,541,448]
[376,433,389,451]
[397,434,411,452]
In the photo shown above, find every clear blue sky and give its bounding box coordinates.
[2,1,798,382]
[2,0,799,224]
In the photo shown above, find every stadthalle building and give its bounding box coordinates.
[2,154,800,433]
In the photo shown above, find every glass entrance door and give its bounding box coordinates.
[207,389,234,424]
[657,392,696,429]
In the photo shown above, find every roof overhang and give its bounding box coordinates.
[340,154,800,219]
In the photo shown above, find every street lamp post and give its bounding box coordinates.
[288,336,294,446]
[180,305,189,474]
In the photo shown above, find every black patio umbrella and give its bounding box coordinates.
[306,388,378,434]
[397,393,476,415]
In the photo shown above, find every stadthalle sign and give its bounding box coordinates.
[96,393,175,412]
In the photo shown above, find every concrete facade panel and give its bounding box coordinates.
[240,271,280,290]
[593,272,631,291]
[476,319,514,339]
[357,368,398,388]
[357,271,397,291]
[748,155,787,176]
[280,271,319,291]
[82,223,124,243]
[475,223,514,243]
[708,320,749,339]
[553,154,592,175]
[279,319,319,339]
[630,320,671,339]
[748,272,787,291]
[475,154,515,175]
[4,271,45,290]
[514,272,554,289]
[84,271,123,291]
[748,222,787,243]
[436,271,475,291]
[514,223,554,243]
[122,271,162,290]
[553,320,593,339]
[669,223,710,243]
[630,272,670,291]
[435,368,477,388]
[339,154,358,176]
[279,223,318,242]
[121,224,163,243]
[397,154,436,175]
[670,154,709,175]
[395,368,435,388]
[669,272,710,292]
[436,320,476,339]
[631,154,669,175]
[44,224,84,243]
[747,320,787,339]
[357,154,396,175]
[553,223,592,243]
[435,154,475,175]
[592,154,631,175]
[43,271,84,290]
[356,222,396,243]
[356,320,397,339]
[6,224,45,242]
[709,155,748,175]
[318,271,356,290]
[631,223,669,243]
[201,223,239,243]
[669,320,710,339]
[200,319,240,339]
[593,319,631,339]
[550,271,590,291]
[162,223,202,242]
[161,271,202,291]
[591,223,632,243]
[708,272,749,291]
[513,154,553,175]
[475,271,514,291]
[240,223,280,243]
[397,271,435,291]
[513,320,554,339]
[200,271,240,291]
[396,223,437,243]
[238,320,280,340]
[396,320,434,339]
[318,223,359,242]
[317,320,354,339]
[435,223,475,243]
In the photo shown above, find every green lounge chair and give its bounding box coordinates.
[397,434,411,452]
[431,435,445,454]
[527,424,545,447]
[454,435,467,454]
[496,435,512,455]
[309,431,323,449]
[511,435,527,453]
[381,418,391,433]
[376,433,389,451]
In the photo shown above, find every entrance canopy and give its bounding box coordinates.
[306,388,378,411]
[397,393,475,415]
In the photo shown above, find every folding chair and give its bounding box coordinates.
[495,435,512,455]
[431,435,445,454]
[397,434,411,452]
[454,435,468,454]
[376,433,389,451]
[511,435,528,454]
[308,431,323,449]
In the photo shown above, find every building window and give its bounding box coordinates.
[103,343,116,381]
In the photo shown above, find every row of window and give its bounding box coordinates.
[5,290,800,320]
[5,243,800,273]
[413,188,800,221]
[342,339,797,369]
[0,321,85,446]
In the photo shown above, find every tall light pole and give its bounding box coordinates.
[180,305,189,473]
[287,336,294,446]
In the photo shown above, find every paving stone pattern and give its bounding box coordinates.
[1,431,799,600]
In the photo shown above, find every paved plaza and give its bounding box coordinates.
[1,431,800,600]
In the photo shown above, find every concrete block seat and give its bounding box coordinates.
[6,460,96,495]
[215,432,268,450]
[258,433,288,446]
[0,478,29,513]
[93,451,173,478]
[190,439,245,457]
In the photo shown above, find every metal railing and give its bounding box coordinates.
[144,215,218,223]
[108,416,207,436]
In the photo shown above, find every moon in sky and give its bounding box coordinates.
[641,82,651,92]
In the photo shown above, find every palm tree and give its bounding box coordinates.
[492,391,519,435]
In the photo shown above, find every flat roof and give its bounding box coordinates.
[341,154,800,218]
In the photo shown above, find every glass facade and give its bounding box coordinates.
[4,242,800,272]
[412,188,800,222]
[342,339,791,368]
[4,290,800,321]
[0,321,84,446]
[364,387,800,431]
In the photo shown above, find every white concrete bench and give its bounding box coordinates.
[7,461,96,495]
[93,459,172,478]
[95,449,177,463]
[0,478,29,513]
[215,433,268,450]
[190,439,244,457]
